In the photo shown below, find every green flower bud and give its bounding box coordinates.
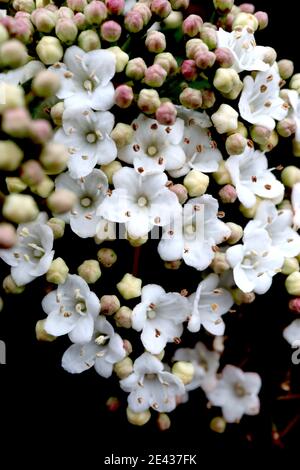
[47,188,77,214]
[0,141,23,171]
[0,39,28,68]
[281,166,300,187]
[226,222,243,244]
[6,177,27,193]
[35,319,56,342]
[31,176,55,198]
[97,247,117,267]
[114,357,133,379]
[281,257,300,275]
[36,36,64,65]
[46,257,69,284]
[285,271,300,296]
[100,294,120,315]
[213,160,232,185]
[3,194,38,224]
[3,275,25,294]
[117,273,142,300]
[172,361,194,385]
[184,169,209,196]
[32,70,61,97]
[110,123,133,148]
[78,30,100,51]
[107,46,129,73]
[126,407,151,426]
[78,259,101,283]
[210,417,226,433]
[114,306,132,328]
[47,217,65,239]
[211,104,238,134]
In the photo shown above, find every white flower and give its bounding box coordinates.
[55,169,108,238]
[188,274,233,334]
[285,89,300,141]
[283,319,300,346]
[226,226,284,294]
[118,114,186,174]
[169,107,222,178]
[225,146,284,208]
[216,27,269,73]
[132,284,190,354]
[62,315,125,377]
[124,0,136,13]
[0,214,54,286]
[207,365,261,423]
[42,274,100,343]
[0,60,44,85]
[48,46,116,110]
[158,195,230,270]
[54,106,117,178]
[245,200,300,258]
[120,352,185,413]
[292,182,300,229]
[239,64,288,130]
[97,167,182,238]
[173,342,220,393]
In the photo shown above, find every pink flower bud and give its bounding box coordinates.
[170,0,189,9]
[155,102,177,126]
[201,26,217,49]
[277,118,296,138]
[123,339,132,355]
[215,47,234,68]
[181,59,197,81]
[144,63,167,87]
[126,57,147,80]
[239,3,255,13]
[67,0,87,12]
[124,10,144,32]
[0,223,17,249]
[132,3,152,24]
[182,14,203,37]
[115,84,134,108]
[145,30,166,53]
[218,184,237,204]
[105,0,125,15]
[289,298,300,313]
[74,12,87,30]
[201,89,216,109]
[29,119,53,144]
[179,87,202,109]
[254,11,268,30]
[84,1,107,25]
[150,0,172,19]
[100,20,121,42]
[168,183,188,204]
[31,8,56,33]
[250,125,271,146]
[11,17,33,43]
[20,160,45,186]
[55,18,78,44]
[2,108,31,138]
[106,397,121,412]
[194,50,216,69]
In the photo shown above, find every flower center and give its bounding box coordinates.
[94,334,109,346]
[75,300,87,315]
[147,309,156,320]
[27,242,45,259]
[147,145,158,157]
[184,224,196,236]
[145,373,156,380]
[234,382,247,397]
[137,196,148,208]
[83,79,93,91]
[80,196,92,208]
[86,132,97,143]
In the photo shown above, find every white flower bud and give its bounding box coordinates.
[3,275,25,294]
[213,160,232,185]
[32,70,61,97]
[50,102,64,126]
[46,257,69,284]
[101,161,122,184]
[117,273,142,300]
[210,252,230,274]
[126,407,151,426]
[213,68,239,94]
[0,222,17,249]
[285,272,300,296]
[0,84,25,112]
[36,36,64,65]
[114,306,132,328]
[281,258,300,275]
[281,166,300,188]
[78,30,101,51]
[40,142,69,175]
[110,123,133,148]
[127,233,148,247]
[6,177,27,193]
[0,39,28,68]
[278,59,294,80]
[225,133,247,155]
[47,188,77,214]
[138,89,161,114]
[36,319,57,342]
[172,361,194,385]
[3,194,38,224]
[78,259,101,283]
[107,46,129,73]
[114,357,133,379]
[184,169,209,197]
[100,294,120,315]
[31,176,55,198]
[0,141,24,171]
[226,222,243,244]
[211,104,238,134]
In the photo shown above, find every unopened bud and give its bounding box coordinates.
[194,50,216,69]
[40,142,68,175]
[201,89,216,109]
[157,413,171,431]
[100,294,120,315]
[36,36,64,65]
[106,396,121,412]
[115,84,134,109]
[107,46,128,73]
[36,319,56,342]
[169,183,188,204]
[126,407,151,426]
[285,272,300,296]
[172,361,194,385]
[0,223,17,249]
[282,257,300,276]
[138,88,161,114]
[97,247,117,267]
[100,20,121,42]
[47,217,65,239]
[31,8,56,33]
[151,0,172,18]
[32,70,60,97]
[3,275,25,294]
[114,357,133,379]
[2,107,31,138]
[117,273,142,300]
[114,306,132,328]
[232,288,255,305]
[78,30,100,51]
[47,188,77,214]
[213,68,239,94]
[290,73,300,93]
[126,57,147,80]
[210,417,226,433]
[239,198,260,218]
[31,176,55,198]
[20,160,44,186]
[124,10,144,33]
[145,30,166,53]
[184,169,209,197]
[50,102,64,126]
[213,0,234,14]
[144,63,167,87]
[29,119,53,144]
[179,87,202,109]
[155,102,177,126]
[186,38,207,59]
[163,10,183,29]
[263,47,277,66]
[6,177,27,193]
[289,297,300,314]
[239,3,255,13]
[182,14,203,37]
[212,104,238,134]
[154,52,177,74]
[46,257,69,284]
[254,11,268,30]
[233,12,258,31]
[218,184,237,204]
[0,39,28,68]
[210,252,230,274]
[277,118,296,138]
[201,26,217,50]
[225,133,247,155]
[3,194,38,224]
[213,160,232,185]
[170,0,189,9]
[0,141,24,171]
[67,0,87,12]
[164,260,182,270]
[215,47,234,68]
[105,0,124,14]
[127,233,148,247]
[77,259,101,283]
[226,222,243,244]
[259,130,278,153]
[181,59,197,81]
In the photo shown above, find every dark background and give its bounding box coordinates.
[1,0,300,463]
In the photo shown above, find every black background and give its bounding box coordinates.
[1,0,300,463]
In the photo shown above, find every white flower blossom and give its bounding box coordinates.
[120,352,185,413]
[239,64,288,130]
[188,274,233,334]
[292,182,300,229]
[0,60,44,85]
[216,27,269,73]
[173,342,220,393]
[62,315,125,377]
[207,365,261,423]
[55,169,108,238]
[132,284,190,354]
[225,146,284,208]
[168,107,222,178]
[48,46,116,110]
[158,195,230,270]
[0,214,54,286]
[226,226,284,294]
[283,319,300,346]
[97,166,182,238]
[42,274,100,343]
[54,106,117,178]
[118,114,186,174]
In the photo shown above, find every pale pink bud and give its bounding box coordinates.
[201,89,216,108]
[254,11,268,30]
[74,12,87,30]
[239,3,255,13]
[225,132,247,155]
[213,0,234,14]
[97,247,117,267]
[179,87,202,109]
[195,50,216,69]
[154,52,178,74]
[106,397,121,412]
[78,30,100,50]
[100,20,121,41]
[115,85,134,108]
[2,108,31,138]
[105,0,125,15]
[124,10,144,32]
[215,47,234,68]
[277,118,296,138]
[20,160,45,186]
[9,17,33,44]
[100,295,120,315]
[55,18,78,44]
[250,125,271,145]
[31,8,56,33]
[289,298,300,313]
[67,0,87,12]
[168,183,188,204]
[278,59,294,80]
[182,14,203,37]
[145,30,166,53]
[150,0,172,18]
[170,0,189,9]
[0,38,28,68]
[181,59,197,81]
[126,57,147,80]
[84,1,107,25]
[137,89,161,114]
[132,3,152,24]
[155,102,177,125]
[29,119,53,144]
[144,63,167,87]
[0,223,17,249]
[123,339,132,355]
[47,188,77,214]
[157,413,171,431]
[218,184,237,204]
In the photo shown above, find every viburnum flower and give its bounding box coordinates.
[54,106,117,178]
[225,146,285,208]
[120,352,185,413]
[131,284,190,354]
[42,274,100,343]
[48,46,116,110]
[0,214,54,286]
[245,200,300,258]
[292,182,300,229]
[239,64,288,130]
[226,226,284,294]
[283,319,300,346]
[54,169,108,238]
[207,365,261,423]
[158,195,230,270]
[168,107,222,178]
[0,60,44,85]
[118,113,186,174]
[216,27,269,73]
[188,273,233,334]
[62,315,126,377]
[173,342,220,393]
[97,167,182,238]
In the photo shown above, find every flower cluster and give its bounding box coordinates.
[0,0,300,434]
